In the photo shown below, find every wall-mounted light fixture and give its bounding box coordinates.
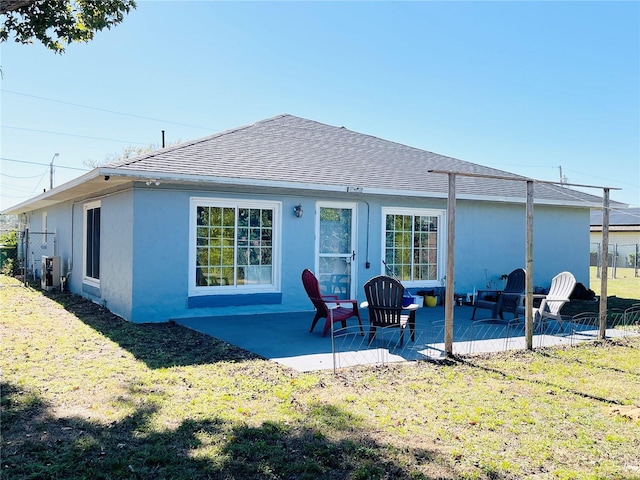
[145,179,160,186]
[294,204,303,218]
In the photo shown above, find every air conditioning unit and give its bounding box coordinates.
[41,256,61,291]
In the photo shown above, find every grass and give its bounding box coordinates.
[560,267,640,319]
[2,275,640,480]
[588,266,640,301]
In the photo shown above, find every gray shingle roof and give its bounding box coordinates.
[104,114,603,205]
[591,207,640,226]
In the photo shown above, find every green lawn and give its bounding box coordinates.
[2,275,639,480]
[589,266,640,300]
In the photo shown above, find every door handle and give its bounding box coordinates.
[351,251,356,261]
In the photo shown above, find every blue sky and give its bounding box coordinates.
[1,0,639,211]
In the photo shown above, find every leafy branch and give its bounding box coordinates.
[1,0,136,53]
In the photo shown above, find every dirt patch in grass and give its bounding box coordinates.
[608,405,640,421]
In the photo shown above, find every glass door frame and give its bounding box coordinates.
[315,201,358,299]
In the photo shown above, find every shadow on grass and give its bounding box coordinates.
[561,296,639,318]
[46,289,262,369]
[1,381,463,480]
[534,345,640,377]
[456,339,640,406]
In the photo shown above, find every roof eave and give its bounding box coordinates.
[2,168,602,215]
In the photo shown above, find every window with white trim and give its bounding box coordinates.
[382,207,446,285]
[83,201,101,285]
[190,198,281,294]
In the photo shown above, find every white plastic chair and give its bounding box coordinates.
[534,271,576,332]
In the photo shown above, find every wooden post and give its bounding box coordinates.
[599,189,609,339]
[445,173,456,356]
[525,181,534,350]
[424,168,619,353]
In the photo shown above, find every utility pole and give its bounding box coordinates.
[558,166,567,185]
[49,153,59,190]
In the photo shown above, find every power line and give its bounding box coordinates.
[2,125,150,145]
[0,172,47,179]
[1,89,215,131]
[0,157,90,171]
[563,167,640,190]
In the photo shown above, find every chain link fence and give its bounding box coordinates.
[0,230,57,285]
[590,242,639,277]
[330,305,640,372]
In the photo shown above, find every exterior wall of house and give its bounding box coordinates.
[129,187,191,322]
[531,206,590,288]
[23,201,72,281]
[127,186,323,322]
[96,191,134,320]
[19,191,134,322]
[449,202,589,293]
[15,185,591,323]
[123,187,590,323]
[64,191,135,321]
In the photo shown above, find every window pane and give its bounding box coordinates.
[93,207,101,280]
[197,206,206,226]
[262,210,272,227]
[85,209,94,277]
[222,207,235,227]
[85,207,100,280]
[194,203,274,288]
[319,207,351,254]
[385,211,440,282]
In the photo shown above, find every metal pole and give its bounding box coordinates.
[525,181,534,350]
[599,189,610,340]
[49,153,59,190]
[445,173,456,356]
[328,303,337,374]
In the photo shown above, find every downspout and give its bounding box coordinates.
[363,200,370,269]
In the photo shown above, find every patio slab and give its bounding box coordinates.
[173,305,615,372]
[174,304,455,370]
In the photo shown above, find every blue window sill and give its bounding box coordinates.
[188,292,282,309]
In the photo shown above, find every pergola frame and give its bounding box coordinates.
[429,169,618,356]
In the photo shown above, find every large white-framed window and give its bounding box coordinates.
[382,207,446,287]
[83,200,101,286]
[189,197,281,295]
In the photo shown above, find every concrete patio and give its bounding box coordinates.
[174,304,623,372]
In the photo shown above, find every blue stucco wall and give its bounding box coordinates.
[21,191,134,322]
[532,205,590,287]
[18,185,591,323]
[128,187,321,322]
[24,201,73,280]
[99,191,134,320]
[66,191,135,321]
[453,202,589,293]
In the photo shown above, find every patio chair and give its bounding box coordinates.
[471,268,525,321]
[532,271,576,331]
[362,275,418,347]
[302,269,363,337]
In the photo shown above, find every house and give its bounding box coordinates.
[590,207,640,268]
[2,114,604,323]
